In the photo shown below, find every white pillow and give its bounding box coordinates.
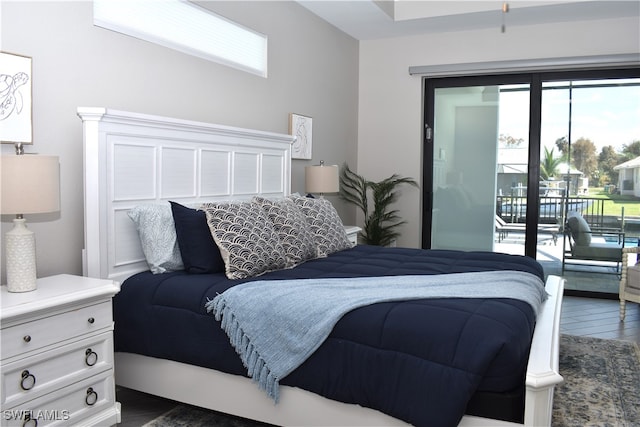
[128,203,184,274]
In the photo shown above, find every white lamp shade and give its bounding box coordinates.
[305,164,339,194]
[1,155,60,215]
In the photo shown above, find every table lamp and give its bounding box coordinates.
[1,145,60,292]
[305,161,339,198]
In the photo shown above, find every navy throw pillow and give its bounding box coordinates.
[169,201,225,274]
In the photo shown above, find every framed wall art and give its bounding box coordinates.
[289,113,312,160]
[0,51,32,144]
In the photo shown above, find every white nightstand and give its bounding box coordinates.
[344,225,361,246]
[1,274,121,427]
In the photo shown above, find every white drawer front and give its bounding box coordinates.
[1,334,114,408]
[1,371,117,427]
[1,302,113,360]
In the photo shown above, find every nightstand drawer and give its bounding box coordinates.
[2,333,114,408]
[1,370,117,427]
[1,301,113,360]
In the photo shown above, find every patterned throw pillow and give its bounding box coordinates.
[291,196,353,257]
[202,201,287,279]
[252,196,317,267]
[128,203,184,274]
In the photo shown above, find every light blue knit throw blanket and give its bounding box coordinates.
[205,270,547,402]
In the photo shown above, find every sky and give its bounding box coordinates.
[499,78,640,155]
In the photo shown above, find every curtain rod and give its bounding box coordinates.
[408,54,640,77]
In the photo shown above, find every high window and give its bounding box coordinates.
[94,0,267,77]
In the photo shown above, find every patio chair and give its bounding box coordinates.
[619,246,640,320]
[495,215,521,242]
[562,211,624,273]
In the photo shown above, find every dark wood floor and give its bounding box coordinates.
[561,295,639,342]
[116,296,640,426]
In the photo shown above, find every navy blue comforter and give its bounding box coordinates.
[114,245,544,427]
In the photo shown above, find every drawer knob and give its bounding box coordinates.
[85,348,98,366]
[85,387,98,406]
[87,317,95,324]
[23,335,31,343]
[21,412,37,427]
[20,370,36,391]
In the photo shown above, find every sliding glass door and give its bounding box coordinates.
[538,75,640,291]
[427,81,531,254]
[423,69,640,275]
[424,75,537,255]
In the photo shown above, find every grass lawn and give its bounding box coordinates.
[588,187,640,217]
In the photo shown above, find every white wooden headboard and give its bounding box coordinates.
[78,107,294,283]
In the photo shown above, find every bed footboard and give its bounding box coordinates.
[523,274,565,426]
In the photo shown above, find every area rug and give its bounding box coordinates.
[552,335,639,427]
[143,335,640,427]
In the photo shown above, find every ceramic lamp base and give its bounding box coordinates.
[6,218,37,292]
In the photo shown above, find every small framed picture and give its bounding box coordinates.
[0,51,32,144]
[289,113,312,160]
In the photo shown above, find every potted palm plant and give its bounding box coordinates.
[339,163,418,246]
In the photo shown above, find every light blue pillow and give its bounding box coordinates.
[128,203,184,274]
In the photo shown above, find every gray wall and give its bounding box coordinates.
[0,1,359,281]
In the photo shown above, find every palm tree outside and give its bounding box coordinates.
[540,147,564,180]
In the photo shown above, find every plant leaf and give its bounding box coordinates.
[339,163,418,246]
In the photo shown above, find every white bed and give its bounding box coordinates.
[78,107,564,427]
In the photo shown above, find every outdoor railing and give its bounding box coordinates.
[496,195,613,228]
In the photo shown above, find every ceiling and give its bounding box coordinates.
[296,1,640,40]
